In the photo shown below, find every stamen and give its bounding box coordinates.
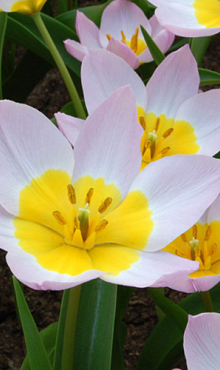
[98,197,112,214]
[163,128,174,138]
[95,219,108,232]
[74,216,79,229]
[160,147,170,155]
[53,211,66,225]
[175,250,186,258]
[130,28,139,53]
[67,184,76,204]
[210,243,217,256]
[154,117,160,132]
[205,225,212,241]
[106,33,111,41]
[193,224,197,239]
[85,188,94,205]
[121,30,126,43]
[181,233,187,242]
[139,116,146,130]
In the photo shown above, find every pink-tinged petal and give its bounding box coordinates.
[73,86,142,196]
[55,112,84,147]
[75,11,101,48]
[175,90,220,156]
[167,272,220,293]
[0,205,16,252]
[64,39,89,62]
[0,100,74,215]
[6,248,104,290]
[129,154,220,252]
[99,0,151,48]
[206,195,220,223]
[151,0,220,37]
[107,38,139,69]
[184,313,220,370]
[99,249,199,287]
[82,49,147,114]
[146,45,200,117]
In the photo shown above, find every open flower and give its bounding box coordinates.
[163,195,220,293]
[0,0,47,14]
[149,0,220,37]
[57,45,220,171]
[64,0,174,69]
[181,313,220,370]
[1,88,220,290]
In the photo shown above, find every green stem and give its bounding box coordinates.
[201,290,214,312]
[31,12,86,119]
[61,285,81,370]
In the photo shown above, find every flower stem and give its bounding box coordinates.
[31,12,86,119]
[201,290,214,312]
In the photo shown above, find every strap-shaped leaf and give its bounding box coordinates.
[199,68,220,86]
[140,25,165,65]
[12,277,52,370]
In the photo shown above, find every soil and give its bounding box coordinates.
[1,1,220,370]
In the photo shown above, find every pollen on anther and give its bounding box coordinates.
[154,117,160,132]
[181,233,187,242]
[130,28,139,53]
[205,225,212,241]
[163,128,174,138]
[121,30,126,43]
[95,219,108,232]
[98,197,112,213]
[85,188,94,205]
[53,211,66,225]
[106,33,111,41]
[193,224,197,239]
[139,116,146,130]
[67,184,76,204]
[160,147,170,155]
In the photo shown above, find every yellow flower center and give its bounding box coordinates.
[193,0,220,28]
[13,170,154,276]
[10,0,47,14]
[163,221,220,278]
[137,108,200,170]
[106,27,146,56]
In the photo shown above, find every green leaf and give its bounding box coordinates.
[138,283,220,370]
[57,0,113,29]
[73,279,117,370]
[0,12,7,99]
[140,25,165,65]
[12,277,52,370]
[57,0,69,15]
[190,36,211,65]
[111,286,133,370]
[21,322,58,370]
[6,12,80,76]
[199,68,220,86]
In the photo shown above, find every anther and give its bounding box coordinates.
[95,219,108,232]
[74,216,79,229]
[130,28,139,53]
[193,224,197,239]
[139,116,146,130]
[160,147,170,155]
[106,34,111,41]
[163,128,174,138]
[175,250,185,258]
[85,188,94,205]
[205,225,212,241]
[121,30,126,43]
[98,197,112,214]
[67,184,76,204]
[181,233,187,242]
[154,117,160,132]
[210,243,217,256]
[53,211,66,225]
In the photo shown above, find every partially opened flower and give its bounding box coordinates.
[0,0,47,14]
[163,195,220,293]
[1,88,220,290]
[149,0,220,37]
[64,0,174,69]
[182,313,220,370]
[57,45,220,171]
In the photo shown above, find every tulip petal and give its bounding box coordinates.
[55,112,84,146]
[75,10,101,48]
[129,154,220,251]
[73,86,142,196]
[146,45,200,117]
[107,38,139,69]
[64,39,89,62]
[0,100,74,215]
[82,49,147,114]
[184,313,220,370]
